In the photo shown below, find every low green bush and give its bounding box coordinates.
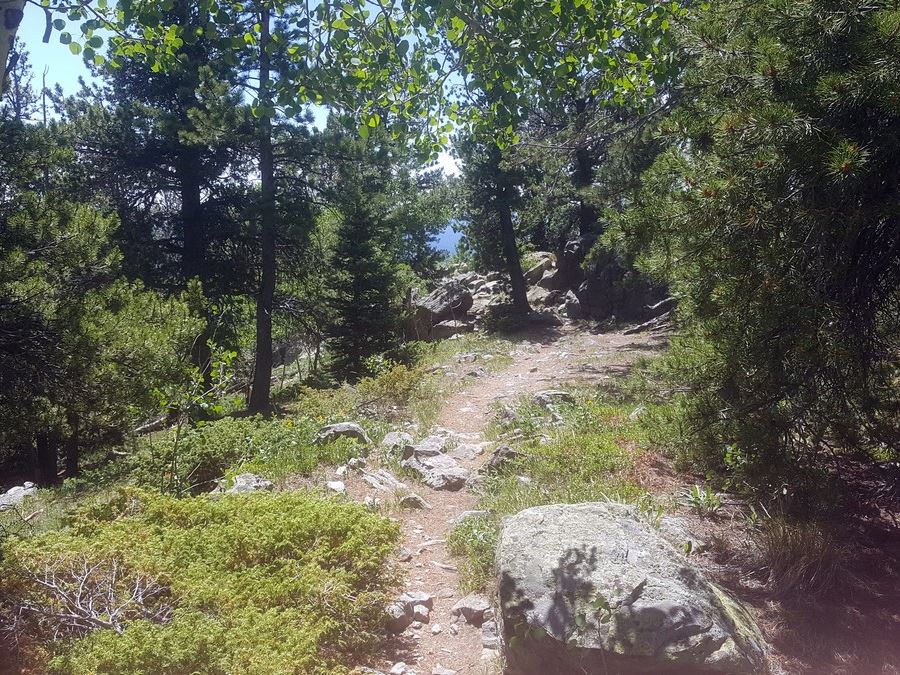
[1,489,399,674]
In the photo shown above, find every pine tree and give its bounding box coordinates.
[326,128,402,381]
[616,0,900,491]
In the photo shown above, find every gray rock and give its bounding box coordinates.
[0,482,37,511]
[563,290,584,319]
[326,480,346,494]
[385,602,412,633]
[526,285,552,307]
[452,593,491,627]
[498,502,769,674]
[527,310,564,327]
[398,546,413,562]
[226,473,274,494]
[399,591,434,610]
[315,422,372,446]
[399,493,432,510]
[412,604,431,623]
[413,281,474,335]
[524,255,555,285]
[536,267,569,291]
[430,319,475,341]
[481,619,500,649]
[482,445,520,474]
[401,451,469,491]
[389,663,407,675]
[532,390,576,407]
[381,431,415,458]
[386,591,435,633]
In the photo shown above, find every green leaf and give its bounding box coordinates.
[53,18,65,30]
[69,42,82,55]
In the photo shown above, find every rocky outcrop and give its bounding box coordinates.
[498,502,769,674]
[430,319,475,341]
[409,282,474,339]
[0,482,36,511]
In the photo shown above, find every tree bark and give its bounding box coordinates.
[248,5,276,415]
[0,0,25,92]
[490,144,530,313]
[33,432,60,486]
[573,98,599,236]
[178,146,213,381]
[65,412,80,478]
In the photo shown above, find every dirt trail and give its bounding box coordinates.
[371,324,665,675]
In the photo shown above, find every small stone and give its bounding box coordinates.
[412,604,430,623]
[451,593,491,627]
[398,547,413,562]
[411,620,423,630]
[326,480,346,494]
[398,591,434,610]
[385,602,412,633]
[336,465,348,476]
[399,493,432,509]
[481,620,499,649]
[348,456,367,469]
[363,496,382,510]
[389,663,407,675]
[432,666,456,675]
[449,624,459,636]
[431,623,443,635]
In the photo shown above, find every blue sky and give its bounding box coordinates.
[18,7,92,94]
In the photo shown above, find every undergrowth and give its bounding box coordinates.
[449,389,654,591]
[0,489,399,675]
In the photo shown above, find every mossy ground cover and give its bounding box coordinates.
[1,490,399,675]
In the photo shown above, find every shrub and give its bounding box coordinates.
[1,489,399,674]
[128,415,367,492]
[752,518,849,598]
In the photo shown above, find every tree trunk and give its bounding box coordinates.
[248,6,276,415]
[491,144,530,313]
[499,200,530,313]
[33,432,60,487]
[177,148,213,379]
[573,98,599,236]
[0,0,25,92]
[65,412,80,478]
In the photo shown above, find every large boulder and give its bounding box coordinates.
[413,281,474,336]
[0,482,37,511]
[524,253,555,285]
[498,503,769,675]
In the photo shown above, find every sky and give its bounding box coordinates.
[15,6,460,250]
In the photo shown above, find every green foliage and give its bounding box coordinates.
[612,0,900,496]
[0,489,399,674]
[450,392,649,590]
[686,484,723,518]
[128,414,368,492]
